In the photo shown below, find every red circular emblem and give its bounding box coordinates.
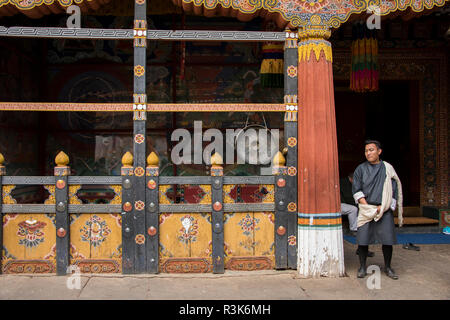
[56,179,66,189]
[147,179,156,190]
[213,201,223,211]
[277,178,286,188]
[57,228,66,238]
[123,202,132,212]
[148,226,157,236]
[277,226,286,236]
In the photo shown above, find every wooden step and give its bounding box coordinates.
[394,217,439,225]
[394,206,422,217]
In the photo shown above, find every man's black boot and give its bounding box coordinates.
[357,245,368,278]
[357,266,367,278]
[385,267,399,280]
[382,245,398,279]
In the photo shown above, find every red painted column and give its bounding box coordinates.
[298,28,340,214]
[297,25,345,277]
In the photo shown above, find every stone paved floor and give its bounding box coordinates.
[0,242,449,300]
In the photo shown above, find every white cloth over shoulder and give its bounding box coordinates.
[357,161,403,228]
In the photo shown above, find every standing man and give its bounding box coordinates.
[352,140,403,280]
[340,173,374,257]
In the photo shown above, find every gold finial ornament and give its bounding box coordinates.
[55,151,69,166]
[122,151,133,167]
[147,152,159,167]
[0,152,4,165]
[211,152,223,166]
[273,151,286,166]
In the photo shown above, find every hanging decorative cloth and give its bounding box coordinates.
[260,43,284,88]
[350,22,379,92]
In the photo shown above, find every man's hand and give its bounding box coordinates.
[376,205,381,213]
[358,198,368,205]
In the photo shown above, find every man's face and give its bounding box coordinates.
[365,143,382,163]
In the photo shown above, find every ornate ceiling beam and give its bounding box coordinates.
[173,0,450,29]
[0,0,110,18]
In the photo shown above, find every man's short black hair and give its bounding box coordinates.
[364,139,382,149]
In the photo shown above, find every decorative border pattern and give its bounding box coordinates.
[146,104,285,112]
[2,260,55,274]
[178,0,450,29]
[160,258,212,273]
[2,1,449,31]
[147,30,285,41]
[0,103,132,112]
[0,26,133,39]
[74,259,121,273]
[225,256,274,271]
[0,0,91,10]
[2,176,54,184]
[297,213,342,228]
[0,27,285,41]
[0,103,285,112]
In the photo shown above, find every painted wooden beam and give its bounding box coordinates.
[121,152,135,274]
[146,157,160,274]
[284,30,299,270]
[132,0,148,274]
[0,103,285,112]
[54,153,70,276]
[211,158,225,273]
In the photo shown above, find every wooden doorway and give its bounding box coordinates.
[334,80,420,206]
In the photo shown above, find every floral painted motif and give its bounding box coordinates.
[287,65,298,78]
[159,213,173,225]
[3,214,18,227]
[239,238,261,252]
[262,212,275,224]
[238,214,260,236]
[178,215,199,245]
[80,215,111,248]
[288,235,297,246]
[134,65,145,77]
[17,219,47,248]
[109,213,122,228]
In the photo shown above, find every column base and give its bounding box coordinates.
[297,213,345,277]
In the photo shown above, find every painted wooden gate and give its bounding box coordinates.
[0,0,299,275]
[1,148,297,274]
[157,181,277,273]
[1,161,124,274]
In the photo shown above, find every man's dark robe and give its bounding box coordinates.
[352,161,398,245]
[340,177,355,206]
